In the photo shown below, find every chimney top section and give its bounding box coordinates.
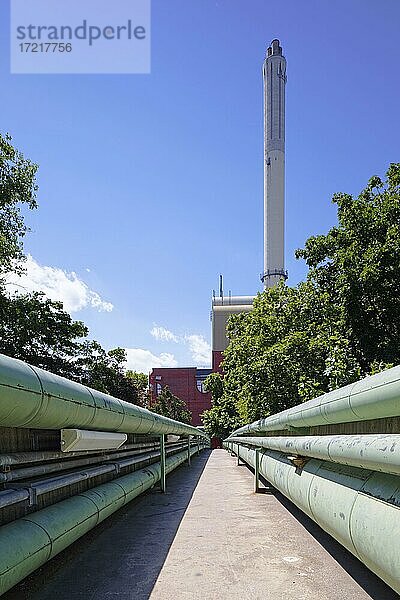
[267,39,282,57]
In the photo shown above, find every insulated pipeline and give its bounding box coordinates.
[0,443,193,506]
[0,441,186,483]
[0,353,207,438]
[0,446,200,596]
[231,365,400,436]
[228,434,400,476]
[227,443,400,595]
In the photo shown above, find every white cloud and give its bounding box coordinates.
[124,348,177,374]
[150,325,179,343]
[149,324,211,367]
[5,255,113,314]
[185,334,211,366]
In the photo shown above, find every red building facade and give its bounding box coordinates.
[212,350,224,374]
[149,367,212,427]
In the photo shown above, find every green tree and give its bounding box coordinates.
[151,386,192,424]
[0,134,148,406]
[0,133,38,275]
[223,281,361,423]
[0,290,88,378]
[212,164,400,430]
[77,343,147,405]
[0,292,147,405]
[0,134,88,376]
[126,370,149,407]
[201,372,242,439]
[0,286,150,405]
[296,163,400,371]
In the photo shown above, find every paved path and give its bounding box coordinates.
[149,449,396,600]
[5,449,397,600]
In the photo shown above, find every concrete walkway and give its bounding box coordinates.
[5,449,397,600]
[150,449,396,600]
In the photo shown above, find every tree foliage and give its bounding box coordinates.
[223,281,361,424]
[201,373,242,439]
[126,370,150,406]
[208,164,400,433]
[0,133,38,275]
[296,164,400,370]
[151,386,192,424]
[0,289,88,378]
[0,133,147,406]
[0,290,148,405]
[76,343,148,405]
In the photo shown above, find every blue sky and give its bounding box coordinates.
[1,0,399,372]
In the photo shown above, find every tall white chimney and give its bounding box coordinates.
[261,39,287,289]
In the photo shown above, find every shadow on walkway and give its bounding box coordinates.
[243,466,398,600]
[5,450,211,600]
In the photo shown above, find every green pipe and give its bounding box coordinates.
[231,365,400,436]
[0,441,170,469]
[227,443,400,595]
[228,434,400,476]
[160,434,166,492]
[0,446,200,596]
[0,353,207,439]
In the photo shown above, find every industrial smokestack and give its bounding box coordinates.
[261,39,287,288]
